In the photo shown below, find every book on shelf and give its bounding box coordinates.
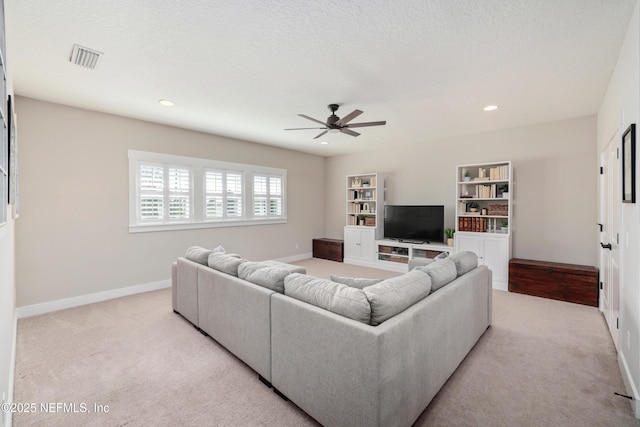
[458,216,487,232]
[488,165,509,181]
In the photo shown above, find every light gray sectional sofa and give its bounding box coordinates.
[172,246,492,427]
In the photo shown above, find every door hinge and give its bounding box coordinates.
[600,166,604,174]
[617,233,619,244]
[617,148,620,159]
[600,281,603,290]
[617,317,619,329]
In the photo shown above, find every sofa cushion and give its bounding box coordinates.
[329,275,384,289]
[260,260,307,274]
[448,251,478,276]
[416,258,457,292]
[207,253,246,277]
[238,262,292,293]
[284,273,371,324]
[363,269,432,326]
[185,246,214,265]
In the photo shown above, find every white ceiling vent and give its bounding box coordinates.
[70,44,102,70]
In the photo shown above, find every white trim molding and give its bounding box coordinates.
[16,280,171,319]
[619,350,640,418]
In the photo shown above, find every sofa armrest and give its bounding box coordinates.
[198,266,275,381]
[175,257,202,326]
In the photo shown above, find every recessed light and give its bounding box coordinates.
[320,141,329,145]
[159,99,174,106]
[483,105,498,111]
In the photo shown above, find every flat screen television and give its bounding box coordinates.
[383,205,444,244]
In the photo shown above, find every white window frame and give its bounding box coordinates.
[128,150,287,233]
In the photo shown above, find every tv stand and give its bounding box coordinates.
[393,238,428,244]
[375,239,453,272]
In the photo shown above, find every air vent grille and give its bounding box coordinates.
[70,44,102,70]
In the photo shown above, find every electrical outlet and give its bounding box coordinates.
[628,331,632,350]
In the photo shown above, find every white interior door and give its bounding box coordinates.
[600,136,620,349]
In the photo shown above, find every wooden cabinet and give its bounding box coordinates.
[509,259,598,306]
[312,238,344,262]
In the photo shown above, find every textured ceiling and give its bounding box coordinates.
[4,0,637,156]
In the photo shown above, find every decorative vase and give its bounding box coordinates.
[447,238,454,247]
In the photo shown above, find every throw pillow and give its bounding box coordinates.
[238,262,292,293]
[284,273,371,324]
[207,253,247,277]
[329,275,384,289]
[448,251,478,276]
[185,246,213,265]
[260,260,307,274]
[363,269,432,326]
[416,258,457,292]
[434,252,448,260]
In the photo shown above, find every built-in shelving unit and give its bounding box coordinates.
[346,173,383,228]
[455,161,513,290]
[344,173,384,267]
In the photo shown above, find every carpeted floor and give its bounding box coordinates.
[12,258,640,426]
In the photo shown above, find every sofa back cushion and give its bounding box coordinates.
[416,258,457,292]
[329,275,384,289]
[238,262,292,293]
[448,251,478,276]
[185,246,214,265]
[363,269,432,326]
[207,253,246,277]
[284,274,371,324]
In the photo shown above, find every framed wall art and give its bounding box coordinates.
[622,123,636,203]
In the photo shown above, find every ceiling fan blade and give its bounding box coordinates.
[298,114,327,126]
[340,128,360,137]
[313,130,329,139]
[285,127,327,130]
[344,120,386,128]
[335,109,363,125]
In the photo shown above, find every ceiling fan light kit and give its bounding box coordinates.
[285,104,386,139]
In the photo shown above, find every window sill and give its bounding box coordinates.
[129,217,287,233]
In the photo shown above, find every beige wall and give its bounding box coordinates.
[326,115,598,266]
[15,97,325,307]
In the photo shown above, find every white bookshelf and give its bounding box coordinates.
[344,173,384,267]
[454,161,513,290]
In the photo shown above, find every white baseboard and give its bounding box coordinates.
[5,314,16,427]
[274,252,312,263]
[16,279,171,319]
[618,349,640,418]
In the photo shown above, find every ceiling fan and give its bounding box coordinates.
[285,104,386,139]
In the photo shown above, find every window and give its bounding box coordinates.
[253,174,283,218]
[137,163,192,223]
[205,170,244,219]
[129,150,286,232]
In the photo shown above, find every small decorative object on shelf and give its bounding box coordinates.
[445,228,455,246]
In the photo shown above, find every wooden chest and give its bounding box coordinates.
[312,238,344,262]
[508,259,598,306]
